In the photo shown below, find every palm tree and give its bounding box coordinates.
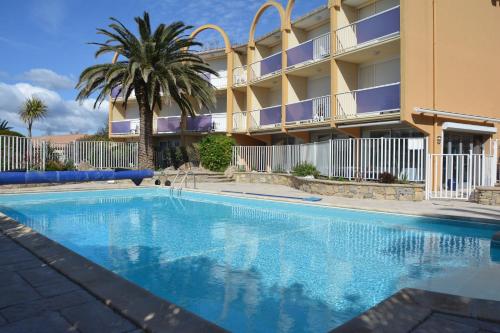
[76,12,217,169]
[0,120,12,130]
[19,97,48,138]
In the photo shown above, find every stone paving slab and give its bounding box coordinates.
[0,229,141,333]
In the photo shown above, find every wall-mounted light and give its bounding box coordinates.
[437,135,442,144]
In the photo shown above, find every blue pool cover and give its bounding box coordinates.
[0,170,153,185]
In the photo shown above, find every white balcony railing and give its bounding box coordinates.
[111,119,140,135]
[285,95,331,125]
[287,33,331,68]
[211,113,227,132]
[233,66,247,86]
[249,52,282,81]
[249,105,282,130]
[210,74,227,89]
[232,111,247,132]
[335,82,400,120]
[335,6,400,55]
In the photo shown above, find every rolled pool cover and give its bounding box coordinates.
[0,170,154,186]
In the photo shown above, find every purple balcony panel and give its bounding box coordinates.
[357,7,400,44]
[357,84,400,114]
[287,40,313,67]
[111,86,122,98]
[286,100,313,122]
[187,115,213,132]
[157,117,181,133]
[260,53,282,76]
[260,106,282,126]
[111,121,131,134]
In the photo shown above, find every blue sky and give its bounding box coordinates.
[0,0,324,136]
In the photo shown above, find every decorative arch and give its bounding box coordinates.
[189,24,232,54]
[285,0,295,29]
[248,0,287,47]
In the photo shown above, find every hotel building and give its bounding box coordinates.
[108,0,500,157]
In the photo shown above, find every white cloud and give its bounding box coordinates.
[0,82,108,135]
[20,68,74,90]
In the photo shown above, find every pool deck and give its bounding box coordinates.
[1,181,500,332]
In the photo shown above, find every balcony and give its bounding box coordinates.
[249,105,282,130]
[186,113,227,132]
[232,111,247,132]
[285,95,331,125]
[110,86,136,100]
[335,6,400,55]
[156,116,181,134]
[111,119,139,135]
[233,66,247,86]
[286,33,331,69]
[334,82,400,120]
[250,52,282,82]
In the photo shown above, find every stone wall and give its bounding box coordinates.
[475,187,500,206]
[233,172,425,201]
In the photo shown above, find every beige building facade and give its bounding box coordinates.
[108,0,500,156]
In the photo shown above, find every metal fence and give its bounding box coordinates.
[0,135,138,171]
[232,137,428,182]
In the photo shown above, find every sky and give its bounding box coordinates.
[0,0,324,136]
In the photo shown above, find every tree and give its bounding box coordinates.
[0,120,12,130]
[75,12,217,169]
[19,97,48,138]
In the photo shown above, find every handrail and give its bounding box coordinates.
[170,169,196,195]
[286,32,331,51]
[249,51,282,67]
[285,94,331,106]
[251,105,281,112]
[335,82,400,95]
[335,5,400,31]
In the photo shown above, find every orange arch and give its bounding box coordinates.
[190,24,232,54]
[248,0,286,46]
[285,0,295,29]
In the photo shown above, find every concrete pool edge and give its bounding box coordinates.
[331,288,500,332]
[0,212,228,333]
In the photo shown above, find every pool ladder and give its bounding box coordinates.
[170,170,196,195]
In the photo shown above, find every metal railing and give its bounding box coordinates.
[249,52,282,81]
[285,95,331,125]
[156,116,181,134]
[232,111,247,132]
[233,66,247,86]
[232,137,428,182]
[335,82,400,120]
[249,105,282,130]
[335,6,400,55]
[209,75,227,89]
[211,113,227,132]
[170,169,196,194]
[0,135,139,171]
[111,119,140,135]
[287,33,331,68]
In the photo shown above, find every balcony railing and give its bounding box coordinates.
[156,116,181,134]
[334,82,400,120]
[249,105,282,130]
[335,6,400,55]
[233,66,247,86]
[285,95,331,125]
[111,119,140,135]
[232,111,247,132]
[186,113,227,132]
[250,52,282,81]
[287,33,331,68]
[211,113,227,132]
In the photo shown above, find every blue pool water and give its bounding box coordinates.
[1,188,499,332]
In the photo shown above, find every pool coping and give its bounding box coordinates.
[0,212,228,333]
[331,288,500,332]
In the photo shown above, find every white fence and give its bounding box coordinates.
[0,135,138,171]
[232,137,428,182]
[426,153,497,200]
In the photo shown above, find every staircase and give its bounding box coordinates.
[205,173,234,183]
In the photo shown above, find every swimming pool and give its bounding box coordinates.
[1,188,499,332]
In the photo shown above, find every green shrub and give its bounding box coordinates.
[45,160,76,171]
[379,172,396,184]
[199,135,235,172]
[0,129,24,137]
[292,163,320,178]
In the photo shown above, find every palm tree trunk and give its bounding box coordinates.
[28,123,32,138]
[135,85,155,169]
